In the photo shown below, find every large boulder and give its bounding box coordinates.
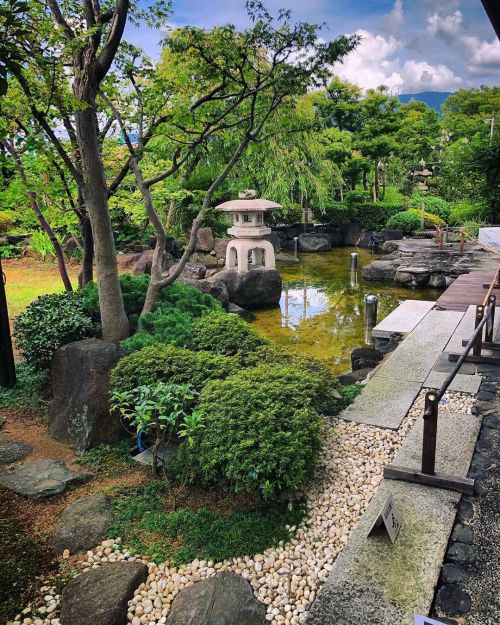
[214,238,230,260]
[0,459,91,499]
[298,233,331,253]
[49,339,124,452]
[178,277,230,310]
[132,249,174,275]
[362,260,400,281]
[173,261,207,280]
[263,232,282,253]
[195,227,215,252]
[60,562,148,625]
[341,222,363,245]
[351,347,383,371]
[210,267,282,309]
[52,494,115,555]
[166,572,266,625]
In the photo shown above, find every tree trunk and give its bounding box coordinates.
[373,159,379,201]
[73,84,128,342]
[78,212,94,287]
[362,170,368,191]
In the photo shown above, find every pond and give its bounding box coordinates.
[252,247,440,374]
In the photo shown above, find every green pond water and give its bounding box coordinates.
[252,247,440,375]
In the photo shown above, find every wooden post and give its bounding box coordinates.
[486,295,496,343]
[473,305,484,357]
[421,202,425,231]
[459,229,465,254]
[422,391,438,475]
[0,255,16,388]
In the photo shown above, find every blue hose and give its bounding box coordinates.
[137,427,147,452]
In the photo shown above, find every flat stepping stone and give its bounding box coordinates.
[60,562,148,625]
[340,377,421,430]
[0,439,32,465]
[424,370,482,394]
[0,459,92,499]
[372,299,435,338]
[52,494,115,555]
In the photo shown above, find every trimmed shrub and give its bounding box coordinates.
[412,194,451,222]
[450,200,487,225]
[81,274,150,324]
[120,307,194,354]
[312,201,358,225]
[184,365,322,499]
[0,210,15,233]
[237,344,343,415]
[190,311,269,356]
[357,202,404,231]
[111,344,239,395]
[14,292,96,370]
[385,211,421,234]
[408,208,445,229]
[159,282,222,317]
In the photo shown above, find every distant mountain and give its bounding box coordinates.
[398,91,453,114]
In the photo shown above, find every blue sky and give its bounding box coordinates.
[127,0,500,93]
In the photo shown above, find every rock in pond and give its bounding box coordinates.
[49,339,124,452]
[297,232,331,253]
[60,562,148,625]
[351,347,383,371]
[0,439,32,465]
[0,459,91,499]
[166,572,266,625]
[210,267,281,309]
[276,251,300,264]
[52,494,115,555]
[228,302,256,322]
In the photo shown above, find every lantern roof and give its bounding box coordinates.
[216,190,281,212]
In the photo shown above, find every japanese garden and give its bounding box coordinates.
[0,1,499,625]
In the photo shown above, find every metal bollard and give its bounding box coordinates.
[350,252,358,271]
[293,236,298,258]
[364,294,378,344]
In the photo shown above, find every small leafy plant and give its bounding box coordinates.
[29,230,56,260]
[110,382,202,475]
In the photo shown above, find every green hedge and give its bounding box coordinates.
[385,211,421,234]
[237,344,343,415]
[184,365,322,499]
[111,344,239,395]
[190,311,269,356]
[412,194,451,222]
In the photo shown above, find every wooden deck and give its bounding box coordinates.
[435,271,499,312]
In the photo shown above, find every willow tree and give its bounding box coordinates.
[100,3,358,313]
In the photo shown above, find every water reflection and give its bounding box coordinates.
[252,247,440,374]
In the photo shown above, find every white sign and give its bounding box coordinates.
[414,616,450,625]
[367,492,402,543]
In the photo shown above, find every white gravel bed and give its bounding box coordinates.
[13,390,475,625]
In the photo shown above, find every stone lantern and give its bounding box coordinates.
[217,190,281,273]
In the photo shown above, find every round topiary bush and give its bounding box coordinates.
[412,195,451,222]
[190,311,269,356]
[183,365,323,499]
[14,292,96,370]
[120,307,194,354]
[408,208,445,229]
[237,344,343,415]
[385,211,421,234]
[111,344,240,395]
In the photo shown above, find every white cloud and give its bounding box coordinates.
[427,10,463,42]
[333,29,462,93]
[385,0,404,35]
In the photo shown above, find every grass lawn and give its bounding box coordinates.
[3,258,80,320]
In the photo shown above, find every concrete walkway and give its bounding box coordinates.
[307,299,495,625]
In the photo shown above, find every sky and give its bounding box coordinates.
[126,0,500,94]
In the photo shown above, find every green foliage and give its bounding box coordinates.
[385,210,421,234]
[81,274,151,323]
[14,292,96,370]
[0,242,20,258]
[75,441,133,473]
[0,363,49,414]
[237,344,343,415]
[338,383,363,409]
[412,195,451,222]
[0,210,15,233]
[160,282,222,316]
[408,208,445,229]
[111,344,239,395]
[29,230,55,259]
[313,200,357,225]
[358,202,404,231]
[190,311,269,356]
[120,308,194,354]
[184,365,322,499]
[109,480,305,565]
[449,200,487,225]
